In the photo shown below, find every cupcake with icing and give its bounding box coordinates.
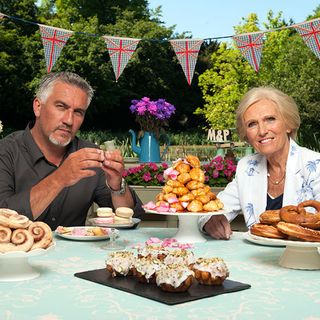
[156,264,194,292]
[137,244,170,261]
[163,248,195,267]
[192,257,229,285]
[132,257,163,284]
[105,251,135,277]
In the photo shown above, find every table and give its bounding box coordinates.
[1,229,319,320]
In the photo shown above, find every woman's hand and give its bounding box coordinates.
[204,215,232,240]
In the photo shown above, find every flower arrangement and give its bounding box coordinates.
[202,156,237,187]
[123,156,237,187]
[123,162,169,186]
[129,97,176,137]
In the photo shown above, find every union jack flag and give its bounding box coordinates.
[103,36,140,81]
[294,18,320,59]
[170,39,203,85]
[233,32,265,72]
[39,25,73,72]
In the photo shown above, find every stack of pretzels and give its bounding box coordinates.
[250,200,320,242]
[0,208,53,253]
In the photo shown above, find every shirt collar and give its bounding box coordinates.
[23,122,78,165]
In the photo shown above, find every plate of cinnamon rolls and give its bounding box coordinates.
[247,200,320,245]
[0,208,54,256]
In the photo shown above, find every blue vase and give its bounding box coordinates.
[129,130,170,163]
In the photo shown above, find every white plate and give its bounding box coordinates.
[145,209,226,216]
[88,218,141,229]
[243,231,320,248]
[0,242,56,259]
[54,226,113,241]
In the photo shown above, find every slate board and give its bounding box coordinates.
[75,268,251,305]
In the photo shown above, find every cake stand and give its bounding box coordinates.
[0,243,55,281]
[145,210,225,243]
[244,232,320,270]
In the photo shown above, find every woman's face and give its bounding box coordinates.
[243,99,291,158]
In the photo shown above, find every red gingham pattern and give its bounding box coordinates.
[233,32,264,72]
[103,36,140,81]
[294,18,320,59]
[39,25,73,72]
[169,39,203,85]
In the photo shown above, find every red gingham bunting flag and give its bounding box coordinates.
[39,24,73,72]
[233,32,265,72]
[294,18,320,59]
[169,39,203,85]
[103,36,140,81]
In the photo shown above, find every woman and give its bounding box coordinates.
[199,86,320,239]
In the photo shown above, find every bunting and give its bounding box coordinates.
[103,36,140,81]
[233,32,265,72]
[294,18,320,59]
[170,39,203,85]
[1,13,320,80]
[39,25,73,73]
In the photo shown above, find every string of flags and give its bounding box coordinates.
[1,13,320,84]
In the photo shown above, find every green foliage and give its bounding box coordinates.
[197,9,320,151]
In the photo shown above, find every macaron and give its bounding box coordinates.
[115,207,134,219]
[97,207,114,217]
[114,215,132,224]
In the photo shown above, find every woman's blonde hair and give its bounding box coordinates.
[236,86,300,141]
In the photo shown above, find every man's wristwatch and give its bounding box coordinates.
[106,178,126,195]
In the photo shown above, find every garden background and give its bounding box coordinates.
[1,0,319,156]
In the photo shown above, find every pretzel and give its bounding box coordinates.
[250,223,286,239]
[28,221,53,250]
[0,208,30,229]
[276,221,320,242]
[0,229,34,253]
[259,210,281,225]
[280,204,320,229]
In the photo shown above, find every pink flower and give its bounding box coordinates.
[164,167,179,180]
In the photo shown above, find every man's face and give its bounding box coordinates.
[33,82,89,147]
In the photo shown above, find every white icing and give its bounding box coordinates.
[105,251,135,276]
[193,258,229,278]
[163,249,195,266]
[137,245,169,258]
[134,258,163,281]
[156,265,194,288]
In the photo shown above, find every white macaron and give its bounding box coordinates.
[115,207,134,219]
[97,207,114,217]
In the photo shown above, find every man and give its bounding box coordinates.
[0,71,144,229]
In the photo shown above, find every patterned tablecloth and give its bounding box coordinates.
[1,228,319,320]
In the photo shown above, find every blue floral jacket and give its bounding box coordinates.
[199,139,320,229]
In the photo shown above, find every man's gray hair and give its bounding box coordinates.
[36,72,94,106]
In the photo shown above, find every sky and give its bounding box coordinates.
[147,0,319,40]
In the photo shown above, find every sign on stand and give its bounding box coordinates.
[207,129,231,142]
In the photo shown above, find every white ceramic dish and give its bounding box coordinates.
[145,209,226,243]
[55,226,114,241]
[244,231,320,270]
[243,231,320,247]
[146,209,226,216]
[88,218,141,229]
[0,242,55,281]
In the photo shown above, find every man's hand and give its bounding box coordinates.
[101,150,124,190]
[204,215,232,240]
[56,148,104,188]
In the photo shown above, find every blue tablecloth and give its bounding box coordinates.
[1,228,319,320]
